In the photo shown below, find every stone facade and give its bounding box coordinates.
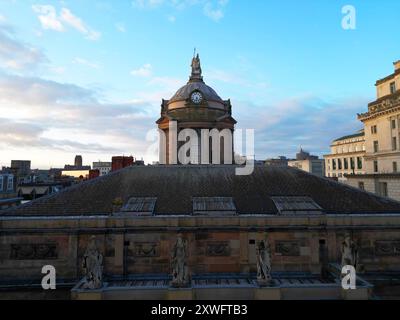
[1,213,400,299]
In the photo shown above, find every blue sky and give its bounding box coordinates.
[0,0,399,168]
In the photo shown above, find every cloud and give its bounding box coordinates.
[131,63,153,77]
[60,8,101,41]
[203,0,228,22]
[32,5,64,31]
[132,0,229,21]
[73,57,101,69]
[234,95,367,159]
[0,25,48,70]
[32,5,101,40]
[115,22,126,33]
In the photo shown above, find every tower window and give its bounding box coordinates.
[392,119,397,130]
[371,125,377,134]
[392,137,397,151]
[393,162,398,173]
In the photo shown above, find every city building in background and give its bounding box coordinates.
[288,149,325,177]
[342,61,400,200]
[324,130,366,181]
[64,155,91,171]
[93,162,112,176]
[112,156,134,171]
[265,156,289,167]
[0,172,22,210]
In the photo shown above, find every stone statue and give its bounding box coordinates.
[191,54,202,80]
[171,235,190,287]
[82,236,103,289]
[341,234,358,269]
[256,240,272,286]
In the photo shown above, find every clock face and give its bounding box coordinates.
[191,92,203,104]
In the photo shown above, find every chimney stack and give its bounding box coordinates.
[394,60,400,71]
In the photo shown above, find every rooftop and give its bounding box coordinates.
[2,165,400,217]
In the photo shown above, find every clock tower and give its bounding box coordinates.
[156,54,237,165]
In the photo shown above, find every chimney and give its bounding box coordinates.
[394,60,400,71]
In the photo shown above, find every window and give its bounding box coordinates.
[271,196,323,215]
[392,119,397,130]
[374,141,379,153]
[121,197,157,215]
[338,159,342,170]
[193,197,237,215]
[374,161,379,173]
[390,82,396,94]
[394,162,398,173]
[371,125,378,134]
[393,137,397,151]
[378,182,388,198]
[358,182,365,191]
[332,159,337,170]
[357,157,363,169]
[6,175,13,191]
[344,158,349,170]
[0,176,3,191]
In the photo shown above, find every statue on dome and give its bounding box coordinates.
[190,53,202,80]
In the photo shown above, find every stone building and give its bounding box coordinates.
[2,57,400,300]
[339,60,400,200]
[288,149,325,177]
[93,162,112,176]
[324,130,366,181]
[157,54,236,165]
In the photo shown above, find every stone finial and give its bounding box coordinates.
[82,236,104,290]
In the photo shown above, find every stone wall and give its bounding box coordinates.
[1,214,400,288]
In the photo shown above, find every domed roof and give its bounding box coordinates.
[168,54,224,104]
[169,81,223,103]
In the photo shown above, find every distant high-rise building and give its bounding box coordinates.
[10,160,31,176]
[93,162,112,176]
[112,156,134,172]
[64,156,90,171]
[75,155,83,168]
[288,149,325,177]
[265,156,289,167]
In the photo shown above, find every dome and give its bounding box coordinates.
[169,81,223,103]
[168,54,224,104]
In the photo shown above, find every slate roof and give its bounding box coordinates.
[334,130,365,142]
[169,81,223,103]
[2,165,400,217]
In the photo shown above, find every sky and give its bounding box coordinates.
[0,0,399,169]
